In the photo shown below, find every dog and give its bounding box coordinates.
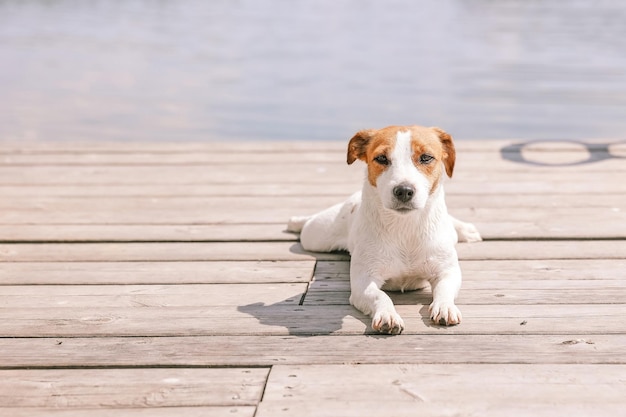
[287,125,481,334]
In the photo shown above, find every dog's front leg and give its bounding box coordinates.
[429,265,463,326]
[349,266,404,335]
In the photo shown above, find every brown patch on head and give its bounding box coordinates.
[347,127,398,187]
[404,126,456,194]
[432,127,456,177]
[407,126,443,194]
[347,129,374,165]
[364,135,394,186]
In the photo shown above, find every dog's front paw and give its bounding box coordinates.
[429,302,462,326]
[456,221,482,243]
[372,310,405,335]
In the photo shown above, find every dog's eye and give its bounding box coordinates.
[419,154,434,164]
[374,155,390,165]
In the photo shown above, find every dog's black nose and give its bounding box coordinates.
[393,184,415,203]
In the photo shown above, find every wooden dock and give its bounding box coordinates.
[0,139,625,416]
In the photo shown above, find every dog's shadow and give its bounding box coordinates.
[237,242,445,336]
[237,301,372,336]
[237,243,366,337]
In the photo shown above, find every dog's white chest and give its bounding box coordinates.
[359,225,441,289]
[379,247,438,287]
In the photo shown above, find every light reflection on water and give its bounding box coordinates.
[1,0,625,142]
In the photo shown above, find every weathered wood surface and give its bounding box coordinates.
[2,240,626,262]
[0,202,624,240]
[3,164,626,185]
[0,335,623,367]
[258,364,626,417]
[8,408,256,417]
[1,304,624,337]
[0,260,315,284]
[0,368,268,407]
[1,139,624,416]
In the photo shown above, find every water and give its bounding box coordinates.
[1,0,625,142]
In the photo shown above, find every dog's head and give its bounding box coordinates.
[347,125,455,213]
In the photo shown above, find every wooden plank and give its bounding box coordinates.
[258,364,626,417]
[0,181,622,196]
[304,283,626,306]
[316,259,626,280]
[0,164,338,184]
[1,241,625,262]
[1,212,624,241]
[307,262,626,305]
[0,152,626,178]
[311,274,626,290]
[0,197,623,226]
[1,164,625,186]
[0,368,268,407]
[460,259,626,279]
[2,218,623,242]
[8,407,256,417]
[0,138,619,153]
[0,161,623,185]
[0,335,623,367]
[0,145,625,164]
[0,260,315,285]
[454,240,626,261]
[257,402,623,417]
[0,242,349,262]
[0,304,623,337]
[0,194,622,210]
[263,363,626,403]
[0,143,614,159]
[0,140,353,153]
[2,259,621,287]
[0,224,297,242]
[0,283,307,308]
[310,276,626,291]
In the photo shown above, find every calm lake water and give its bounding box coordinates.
[1,0,625,142]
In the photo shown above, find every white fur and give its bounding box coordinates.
[288,129,481,334]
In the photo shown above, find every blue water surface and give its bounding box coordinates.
[1,0,625,142]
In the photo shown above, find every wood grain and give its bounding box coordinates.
[1,138,624,415]
[0,260,315,285]
[0,368,268,408]
[0,304,623,337]
[258,364,626,417]
[0,335,623,367]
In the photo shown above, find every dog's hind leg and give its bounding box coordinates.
[286,216,309,233]
[450,215,482,243]
[298,201,351,252]
[289,192,360,253]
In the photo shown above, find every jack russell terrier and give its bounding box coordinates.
[287,125,481,335]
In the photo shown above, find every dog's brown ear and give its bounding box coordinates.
[347,129,374,165]
[433,127,456,177]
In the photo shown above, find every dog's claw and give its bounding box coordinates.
[429,302,462,326]
[372,311,405,335]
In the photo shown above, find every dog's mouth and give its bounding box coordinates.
[390,205,415,214]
